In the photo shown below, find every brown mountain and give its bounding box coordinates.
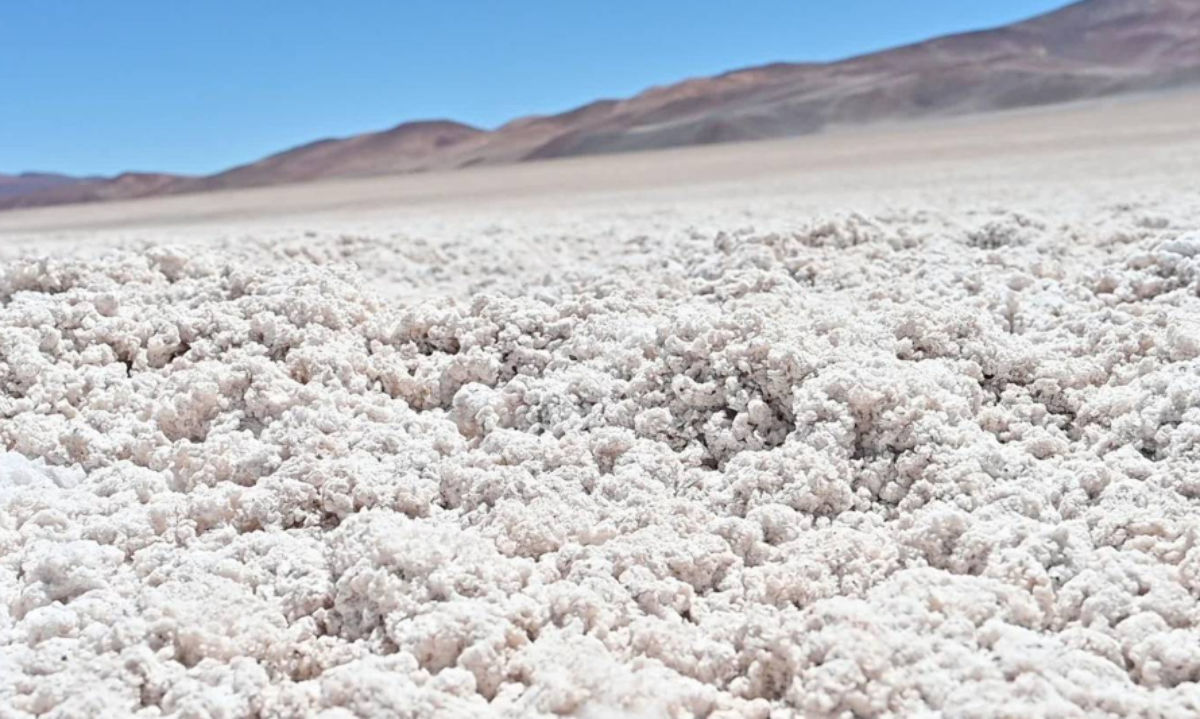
[187,120,484,192]
[505,0,1200,160]
[5,0,1199,211]
[0,172,98,200]
[0,172,186,210]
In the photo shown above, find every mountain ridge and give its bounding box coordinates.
[5,0,1198,211]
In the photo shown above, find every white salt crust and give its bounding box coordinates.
[2,207,1200,718]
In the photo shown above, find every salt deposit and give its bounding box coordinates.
[3,97,1200,717]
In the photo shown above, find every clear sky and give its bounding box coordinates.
[2,1,1069,177]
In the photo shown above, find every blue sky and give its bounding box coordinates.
[2,1,1068,176]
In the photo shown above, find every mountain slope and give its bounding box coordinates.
[0,173,186,210]
[4,0,1198,211]
[185,120,484,192]
[510,0,1200,160]
[0,172,98,200]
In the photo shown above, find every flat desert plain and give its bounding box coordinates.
[3,90,1200,718]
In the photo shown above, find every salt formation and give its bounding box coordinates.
[3,211,1200,718]
[1,452,78,487]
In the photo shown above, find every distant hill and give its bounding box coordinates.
[5,0,1199,211]
[0,172,186,209]
[0,172,98,200]
[186,120,484,192]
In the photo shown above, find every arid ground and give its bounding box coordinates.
[3,90,1200,717]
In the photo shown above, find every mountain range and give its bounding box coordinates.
[4,0,1198,211]
[0,173,98,200]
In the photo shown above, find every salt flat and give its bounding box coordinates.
[2,90,1200,717]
